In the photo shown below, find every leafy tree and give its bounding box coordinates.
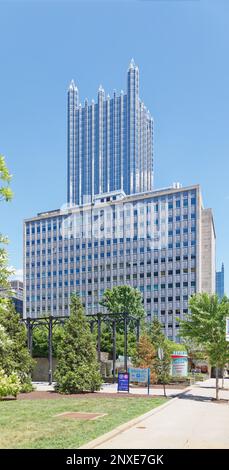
[132,334,157,383]
[179,293,229,400]
[100,285,145,320]
[55,294,102,393]
[147,318,171,395]
[0,155,13,291]
[0,300,34,391]
[0,155,13,202]
[0,324,12,360]
[147,318,165,345]
[32,323,64,357]
[165,339,185,353]
[92,322,137,359]
[0,157,34,390]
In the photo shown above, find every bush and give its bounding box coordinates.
[55,294,102,394]
[0,299,34,389]
[19,381,34,393]
[0,369,21,398]
[55,366,102,395]
[167,375,189,384]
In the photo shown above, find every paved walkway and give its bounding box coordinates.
[84,378,229,449]
[99,382,187,397]
[33,381,186,396]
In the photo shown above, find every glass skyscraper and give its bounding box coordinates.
[216,263,224,300]
[67,60,153,206]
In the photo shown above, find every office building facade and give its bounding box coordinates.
[10,280,23,316]
[24,184,215,341]
[67,60,153,205]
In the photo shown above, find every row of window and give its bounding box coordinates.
[27,254,196,268]
[26,211,197,236]
[28,294,191,304]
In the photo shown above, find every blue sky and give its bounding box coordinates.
[0,0,228,292]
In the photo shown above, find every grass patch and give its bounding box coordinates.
[0,396,166,448]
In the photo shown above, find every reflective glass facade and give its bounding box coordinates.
[216,263,224,300]
[67,60,153,205]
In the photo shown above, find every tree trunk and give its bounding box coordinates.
[216,367,219,400]
[222,371,224,390]
[163,382,167,398]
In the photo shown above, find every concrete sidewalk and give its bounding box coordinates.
[99,382,186,397]
[81,378,229,449]
[33,381,187,397]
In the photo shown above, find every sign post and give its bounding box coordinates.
[128,367,150,395]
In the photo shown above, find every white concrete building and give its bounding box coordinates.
[24,183,215,341]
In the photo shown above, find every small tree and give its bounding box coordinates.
[179,293,229,400]
[55,294,102,394]
[0,300,34,391]
[148,318,171,396]
[133,334,157,383]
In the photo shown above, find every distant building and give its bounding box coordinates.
[10,280,23,316]
[216,263,224,300]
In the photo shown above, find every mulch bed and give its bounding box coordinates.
[17,391,172,400]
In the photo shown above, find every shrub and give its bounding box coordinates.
[0,369,21,398]
[0,299,34,389]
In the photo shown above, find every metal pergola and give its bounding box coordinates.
[22,313,141,385]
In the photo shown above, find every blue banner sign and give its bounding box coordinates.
[118,372,129,392]
[129,367,149,383]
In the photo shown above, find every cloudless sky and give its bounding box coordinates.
[0,0,229,292]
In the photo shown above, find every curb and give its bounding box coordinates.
[79,388,191,449]
[79,385,192,449]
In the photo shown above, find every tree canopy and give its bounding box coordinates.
[100,285,145,326]
[179,293,229,399]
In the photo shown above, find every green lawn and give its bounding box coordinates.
[0,396,166,448]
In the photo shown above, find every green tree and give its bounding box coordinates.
[133,334,157,383]
[100,285,145,329]
[55,294,102,393]
[0,324,12,361]
[92,322,137,359]
[0,155,13,202]
[0,157,33,392]
[0,155,13,291]
[100,285,145,319]
[179,293,229,400]
[147,318,171,396]
[0,300,34,391]
[32,323,64,357]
